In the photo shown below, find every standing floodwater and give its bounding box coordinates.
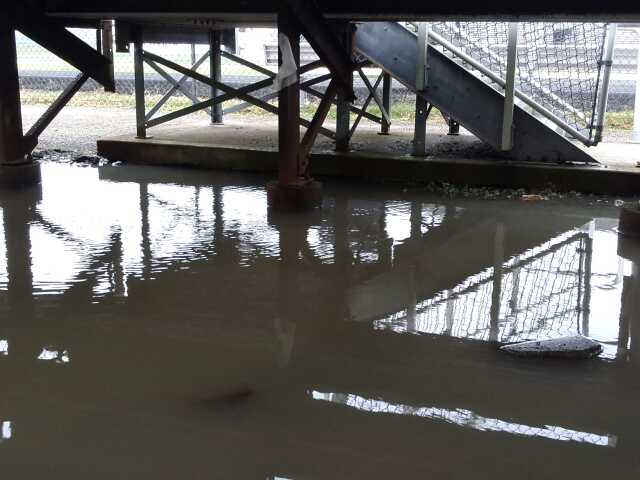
[0,162,637,478]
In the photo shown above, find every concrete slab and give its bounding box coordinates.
[97,119,640,196]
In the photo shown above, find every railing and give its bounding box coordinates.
[405,22,611,146]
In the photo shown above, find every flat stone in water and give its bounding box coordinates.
[500,336,602,359]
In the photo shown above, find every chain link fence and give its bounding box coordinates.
[15,24,640,142]
[429,22,607,141]
[606,26,640,141]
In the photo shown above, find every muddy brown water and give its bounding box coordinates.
[0,162,638,478]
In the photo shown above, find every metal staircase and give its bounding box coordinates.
[353,22,601,163]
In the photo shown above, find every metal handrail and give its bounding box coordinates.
[422,27,595,145]
[435,22,590,125]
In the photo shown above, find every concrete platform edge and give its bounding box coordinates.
[97,137,640,196]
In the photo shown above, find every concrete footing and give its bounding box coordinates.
[0,161,42,188]
[619,206,640,237]
[618,233,640,262]
[266,179,323,211]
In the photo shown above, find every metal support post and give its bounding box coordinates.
[501,22,518,151]
[0,14,25,165]
[415,22,429,91]
[0,12,41,186]
[100,20,114,92]
[412,97,430,156]
[277,15,301,185]
[412,22,429,156]
[210,30,223,124]
[335,23,353,152]
[335,83,352,150]
[190,44,197,100]
[594,23,617,144]
[632,26,640,143]
[100,20,114,60]
[133,34,149,139]
[267,11,322,210]
[380,73,392,134]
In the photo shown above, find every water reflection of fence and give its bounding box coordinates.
[311,390,615,447]
[375,230,590,344]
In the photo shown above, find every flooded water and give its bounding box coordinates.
[0,162,638,478]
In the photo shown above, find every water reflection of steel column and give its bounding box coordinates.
[2,187,41,310]
[333,195,351,321]
[213,186,224,246]
[0,185,42,360]
[138,183,152,280]
[270,207,322,365]
[490,223,505,342]
[617,236,640,360]
[406,268,417,333]
[581,222,594,337]
[378,202,393,269]
[410,201,422,240]
[405,201,421,331]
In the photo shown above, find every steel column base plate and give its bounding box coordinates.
[0,161,42,188]
[266,179,323,211]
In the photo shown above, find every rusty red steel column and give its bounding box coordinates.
[278,10,300,186]
[267,9,322,211]
[0,10,41,187]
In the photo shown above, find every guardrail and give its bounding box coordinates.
[405,22,610,146]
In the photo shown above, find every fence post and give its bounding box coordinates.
[501,22,518,151]
[594,23,617,144]
[210,30,223,124]
[133,32,149,139]
[412,22,429,156]
[632,27,640,143]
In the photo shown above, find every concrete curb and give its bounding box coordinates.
[97,137,640,196]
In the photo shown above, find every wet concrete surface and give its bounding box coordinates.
[0,160,639,478]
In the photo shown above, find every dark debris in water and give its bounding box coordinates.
[500,336,603,359]
[32,149,122,168]
[411,181,640,206]
[197,388,254,410]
